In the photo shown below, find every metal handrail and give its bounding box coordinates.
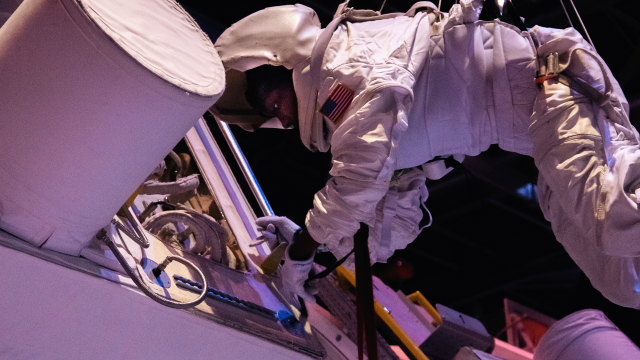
[216,119,275,217]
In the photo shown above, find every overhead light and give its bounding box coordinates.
[517,183,537,201]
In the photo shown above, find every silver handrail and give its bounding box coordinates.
[216,119,275,217]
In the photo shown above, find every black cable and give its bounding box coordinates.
[308,248,355,281]
[137,201,177,224]
[121,206,150,248]
[428,155,486,216]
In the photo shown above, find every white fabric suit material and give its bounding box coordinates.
[296,1,640,308]
[533,309,640,360]
[295,1,539,266]
[398,10,539,169]
[529,27,640,307]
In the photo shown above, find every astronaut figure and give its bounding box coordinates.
[212,1,640,308]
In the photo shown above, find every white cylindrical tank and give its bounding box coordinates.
[0,0,224,255]
[0,0,23,27]
[534,309,640,360]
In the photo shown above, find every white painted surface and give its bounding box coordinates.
[0,244,314,360]
[0,0,223,255]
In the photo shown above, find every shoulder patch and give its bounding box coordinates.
[319,83,354,124]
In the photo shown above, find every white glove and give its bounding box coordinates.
[250,223,278,247]
[280,242,317,304]
[255,216,301,243]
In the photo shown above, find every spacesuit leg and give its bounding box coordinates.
[537,171,640,308]
[531,79,640,308]
[533,309,640,360]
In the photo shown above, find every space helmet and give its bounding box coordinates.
[211,5,321,131]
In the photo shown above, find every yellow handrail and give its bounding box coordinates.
[407,291,443,326]
[335,266,430,360]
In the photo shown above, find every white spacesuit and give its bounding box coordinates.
[213,1,640,308]
[293,0,543,266]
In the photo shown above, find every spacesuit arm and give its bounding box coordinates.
[305,86,414,255]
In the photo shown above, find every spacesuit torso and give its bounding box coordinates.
[294,0,539,264]
[399,17,539,168]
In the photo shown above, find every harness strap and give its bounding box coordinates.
[538,48,637,173]
[539,49,631,132]
[309,1,436,116]
[308,247,355,281]
[405,1,438,17]
[308,16,345,117]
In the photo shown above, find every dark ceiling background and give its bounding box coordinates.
[185,0,640,346]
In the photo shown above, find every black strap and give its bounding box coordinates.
[354,223,378,360]
[308,247,355,280]
[428,155,473,181]
[305,225,377,360]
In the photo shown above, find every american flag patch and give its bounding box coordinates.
[319,83,354,123]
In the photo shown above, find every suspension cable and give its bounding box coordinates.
[558,0,574,28]
[565,0,597,51]
[379,0,387,13]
